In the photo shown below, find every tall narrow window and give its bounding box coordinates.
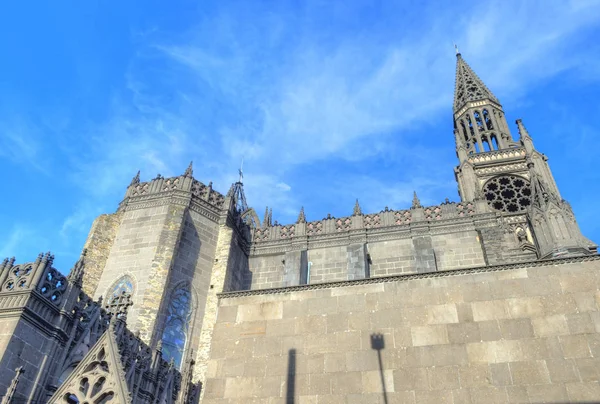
[483,109,493,130]
[161,287,193,369]
[466,115,475,137]
[460,120,468,142]
[490,134,499,150]
[474,111,484,131]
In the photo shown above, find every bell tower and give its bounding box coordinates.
[452,50,596,259]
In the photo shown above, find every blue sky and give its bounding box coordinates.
[1,0,599,271]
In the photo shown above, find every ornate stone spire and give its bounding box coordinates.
[297,207,306,223]
[454,52,501,112]
[411,191,422,209]
[353,199,362,216]
[67,249,87,287]
[130,170,140,186]
[263,207,272,227]
[1,366,24,404]
[184,161,193,178]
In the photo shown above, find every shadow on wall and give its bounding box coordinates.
[287,349,296,404]
[371,333,389,404]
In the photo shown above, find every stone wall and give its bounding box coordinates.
[81,212,123,296]
[203,256,600,403]
[93,203,181,342]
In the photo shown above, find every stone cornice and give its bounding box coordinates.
[219,254,600,298]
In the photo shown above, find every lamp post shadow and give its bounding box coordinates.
[286,349,296,404]
[371,333,388,404]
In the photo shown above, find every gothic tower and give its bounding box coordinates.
[452,51,596,259]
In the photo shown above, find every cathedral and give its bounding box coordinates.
[0,52,598,403]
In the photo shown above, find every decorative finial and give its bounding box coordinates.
[184,162,193,178]
[353,199,362,216]
[516,119,530,139]
[263,207,271,227]
[154,173,163,180]
[454,43,460,56]
[238,158,244,184]
[130,171,140,186]
[68,248,87,286]
[411,191,422,209]
[297,207,306,223]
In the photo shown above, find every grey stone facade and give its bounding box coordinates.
[0,53,597,403]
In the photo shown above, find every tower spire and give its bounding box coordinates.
[452,53,513,155]
[454,54,500,113]
[184,161,193,178]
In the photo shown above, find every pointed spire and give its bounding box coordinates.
[130,170,140,186]
[67,249,87,287]
[411,191,422,209]
[263,207,272,227]
[454,53,500,112]
[297,207,306,223]
[516,119,530,139]
[353,199,362,216]
[184,161,193,178]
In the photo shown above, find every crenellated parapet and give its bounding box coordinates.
[251,200,480,245]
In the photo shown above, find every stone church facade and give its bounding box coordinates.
[0,53,598,403]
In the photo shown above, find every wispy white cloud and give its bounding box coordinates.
[57,0,600,235]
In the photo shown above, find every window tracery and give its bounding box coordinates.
[483,175,532,213]
[161,286,193,369]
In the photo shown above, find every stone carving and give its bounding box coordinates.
[483,175,532,213]
[297,207,306,223]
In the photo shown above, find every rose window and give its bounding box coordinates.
[483,175,532,213]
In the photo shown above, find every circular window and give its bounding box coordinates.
[483,175,532,213]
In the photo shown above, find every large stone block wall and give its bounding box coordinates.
[152,208,220,348]
[248,254,286,290]
[308,246,352,283]
[0,318,56,402]
[203,257,600,403]
[368,231,485,277]
[81,212,123,296]
[93,203,179,341]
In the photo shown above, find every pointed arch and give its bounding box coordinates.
[160,282,197,369]
[105,275,135,301]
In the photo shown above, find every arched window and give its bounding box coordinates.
[474,111,484,131]
[483,109,493,130]
[466,115,475,137]
[161,287,193,369]
[482,136,491,152]
[109,276,133,299]
[490,134,499,150]
[460,120,468,142]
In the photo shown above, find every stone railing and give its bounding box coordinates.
[125,175,226,210]
[468,147,526,164]
[252,201,478,243]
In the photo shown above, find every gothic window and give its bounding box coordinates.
[483,175,532,213]
[474,111,484,131]
[460,120,468,142]
[481,136,491,152]
[466,115,475,137]
[483,109,494,130]
[490,134,499,150]
[161,286,193,369]
[109,276,133,298]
